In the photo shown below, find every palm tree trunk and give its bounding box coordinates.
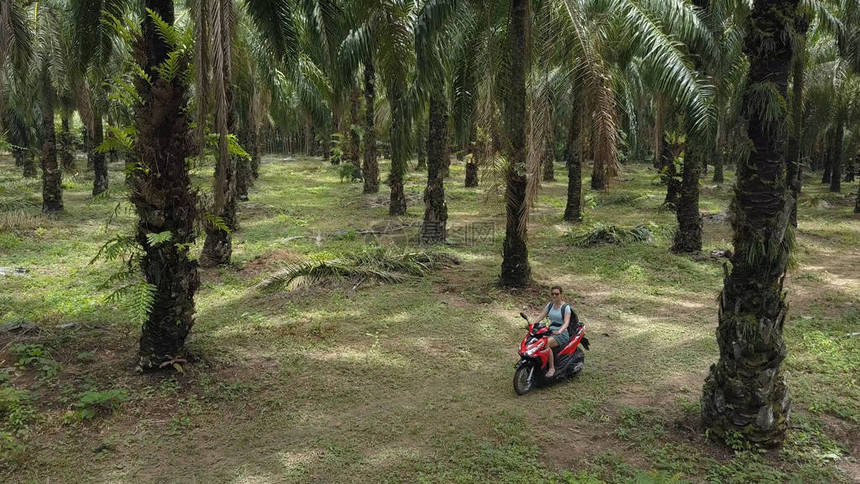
[22,149,36,178]
[713,121,725,183]
[701,0,799,446]
[465,125,480,187]
[362,58,379,194]
[91,108,109,196]
[500,0,531,288]
[133,0,199,371]
[348,87,361,172]
[202,0,239,267]
[786,16,806,226]
[249,86,261,179]
[672,140,702,253]
[822,131,832,183]
[236,133,251,201]
[542,140,555,181]
[662,135,679,209]
[389,91,408,215]
[250,125,261,179]
[591,157,606,190]
[59,115,75,173]
[13,148,24,167]
[564,111,582,223]
[304,120,313,155]
[845,153,856,183]
[421,93,448,244]
[855,176,860,213]
[236,155,250,199]
[415,107,427,171]
[830,122,843,193]
[40,70,62,214]
[653,95,664,169]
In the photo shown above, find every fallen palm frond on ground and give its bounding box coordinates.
[0,209,44,231]
[259,248,460,292]
[567,223,656,247]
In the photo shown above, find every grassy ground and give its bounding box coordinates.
[1,153,858,483]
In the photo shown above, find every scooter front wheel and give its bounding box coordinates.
[514,362,536,395]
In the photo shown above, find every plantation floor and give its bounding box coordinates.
[1,154,859,483]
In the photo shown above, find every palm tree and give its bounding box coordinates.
[366,2,416,215]
[0,0,32,141]
[500,0,531,288]
[70,0,123,196]
[804,35,860,195]
[31,0,72,214]
[199,0,241,267]
[132,2,200,370]
[1,72,38,179]
[701,0,802,446]
[416,0,463,244]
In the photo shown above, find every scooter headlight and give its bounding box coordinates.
[524,341,544,356]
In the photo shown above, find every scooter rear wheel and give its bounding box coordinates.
[514,363,536,395]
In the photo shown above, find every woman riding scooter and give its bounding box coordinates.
[525,286,572,378]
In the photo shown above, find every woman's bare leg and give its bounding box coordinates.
[546,337,558,377]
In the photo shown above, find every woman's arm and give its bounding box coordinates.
[556,308,571,334]
[531,307,549,325]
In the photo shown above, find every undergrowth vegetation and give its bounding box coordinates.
[1,156,858,483]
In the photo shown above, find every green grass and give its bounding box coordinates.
[1,155,859,483]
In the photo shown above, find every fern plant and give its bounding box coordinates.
[90,234,156,325]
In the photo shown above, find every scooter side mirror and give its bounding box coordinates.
[519,312,529,321]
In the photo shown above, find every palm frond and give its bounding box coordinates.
[259,248,459,292]
[567,223,656,247]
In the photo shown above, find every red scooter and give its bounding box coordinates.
[514,311,589,395]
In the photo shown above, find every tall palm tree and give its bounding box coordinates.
[701,0,802,446]
[31,0,72,214]
[500,0,531,287]
[2,82,38,178]
[416,0,462,244]
[199,0,241,267]
[133,2,200,370]
[70,0,128,196]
